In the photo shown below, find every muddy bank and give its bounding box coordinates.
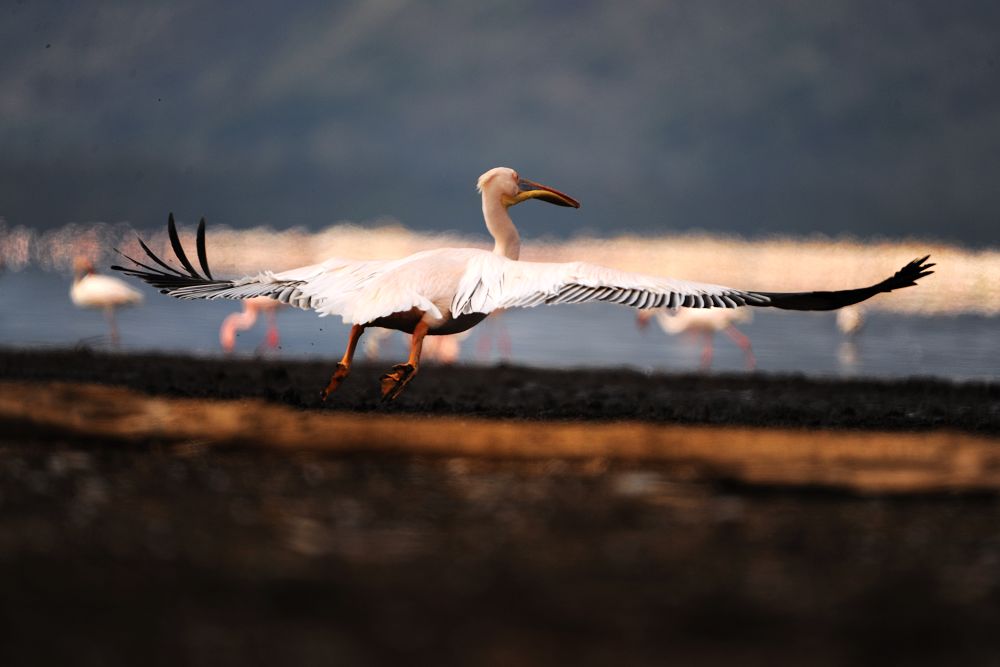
[3,379,999,494]
[1,347,997,432]
[2,347,1000,665]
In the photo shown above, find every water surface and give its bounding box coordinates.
[2,268,997,382]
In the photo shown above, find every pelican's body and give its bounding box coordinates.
[113,167,933,400]
[72,258,143,345]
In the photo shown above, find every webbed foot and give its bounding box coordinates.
[320,362,351,401]
[379,363,417,401]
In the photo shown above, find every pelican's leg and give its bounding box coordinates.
[321,324,366,401]
[724,325,756,370]
[380,320,429,401]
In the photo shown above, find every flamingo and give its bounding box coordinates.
[835,305,866,368]
[219,296,283,353]
[836,305,866,337]
[70,257,143,345]
[422,330,471,364]
[637,307,755,370]
[112,167,933,400]
[362,328,468,364]
[475,309,512,361]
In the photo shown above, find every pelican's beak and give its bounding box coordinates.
[512,177,581,208]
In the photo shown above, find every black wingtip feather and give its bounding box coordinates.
[136,234,185,277]
[112,246,175,278]
[751,254,934,311]
[196,217,213,280]
[167,213,201,278]
[110,214,236,295]
[887,255,935,290]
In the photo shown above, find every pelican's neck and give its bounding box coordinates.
[483,197,521,260]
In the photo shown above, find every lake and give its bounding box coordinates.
[2,267,997,382]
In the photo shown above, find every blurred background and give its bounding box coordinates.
[1,0,998,378]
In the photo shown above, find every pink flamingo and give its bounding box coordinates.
[638,308,755,370]
[475,310,512,361]
[423,331,471,364]
[364,328,469,364]
[220,296,283,353]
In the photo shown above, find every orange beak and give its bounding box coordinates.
[510,177,580,208]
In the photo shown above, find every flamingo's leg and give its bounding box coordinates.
[724,325,756,370]
[496,320,512,359]
[475,330,492,358]
[260,311,281,352]
[321,324,366,401]
[380,320,429,401]
[105,307,121,347]
[699,332,714,370]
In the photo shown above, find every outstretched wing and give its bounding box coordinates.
[452,256,768,315]
[452,254,934,315]
[112,215,449,323]
[111,213,321,309]
[753,255,935,310]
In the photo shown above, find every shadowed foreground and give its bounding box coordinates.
[1,348,1000,665]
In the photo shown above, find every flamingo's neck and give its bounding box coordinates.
[219,307,260,351]
[483,197,521,260]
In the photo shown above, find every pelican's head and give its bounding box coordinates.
[477,167,580,209]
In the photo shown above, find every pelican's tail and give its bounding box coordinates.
[752,255,935,311]
[111,214,309,306]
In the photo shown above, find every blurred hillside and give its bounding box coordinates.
[2,0,999,243]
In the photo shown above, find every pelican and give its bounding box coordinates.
[637,307,755,370]
[112,167,933,400]
[219,296,283,353]
[71,257,143,345]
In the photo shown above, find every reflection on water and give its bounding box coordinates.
[1,267,997,381]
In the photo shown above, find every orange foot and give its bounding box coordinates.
[320,362,351,401]
[379,363,417,401]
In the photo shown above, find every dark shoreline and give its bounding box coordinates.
[2,347,998,433]
[3,347,1000,665]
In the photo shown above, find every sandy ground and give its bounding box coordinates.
[2,348,1000,665]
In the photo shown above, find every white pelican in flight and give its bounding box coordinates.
[112,167,933,400]
[71,257,143,345]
